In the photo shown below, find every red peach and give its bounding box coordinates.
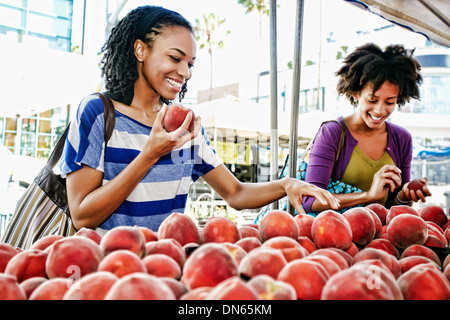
[445,226,450,244]
[386,205,419,225]
[142,253,181,279]
[277,259,330,300]
[419,205,448,227]
[443,254,450,270]
[206,276,260,300]
[100,226,146,257]
[145,238,186,268]
[238,247,287,280]
[248,274,296,300]
[201,216,241,244]
[179,287,212,300]
[29,278,70,300]
[45,237,103,279]
[63,271,118,300]
[104,273,176,300]
[163,104,195,133]
[262,236,308,262]
[444,263,450,283]
[97,249,147,278]
[397,264,450,300]
[158,212,200,246]
[259,210,299,242]
[344,242,360,257]
[182,243,238,290]
[297,236,317,254]
[408,179,425,192]
[238,225,260,239]
[160,277,188,300]
[387,213,428,249]
[311,210,353,250]
[30,235,64,251]
[136,226,158,243]
[305,254,342,276]
[424,234,447,248]
[366,208,383,238]
[400,244,442,267]
[19,277,47,299]
[5,249,48,282]
[366,238,400,259]
[399,256,440,274]
[343,207,376,246]
[220,242,247,266]
[294,213,315,240]
[75,227,102,245]
[235,237,262,253]
[353,248,401,279]
[0,273,27,300]
[0,242,18,273]
[366,203,389,225]
[309,248,350,270]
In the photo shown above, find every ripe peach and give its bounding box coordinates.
[259,210,299,242]
[163,103,195,133]
[104,273,176,300]
[366,238,400,259]
[238,247,287,280]
[30,235,64,251]
[63,271,118,300]
[418,205,448,227]
[0,273,27,300]
[29,278,70,300]
[0,242,18,273]
[343,207,376,246]
[386,205,418,225]
[19,277,47,299]
[297,236,317,254]
[136,226,158,242]
[5,249,48,282]
[45,237,103,279]
[424,234,447,248]
[308,248,350,270]
[366,208,383,238]
[400,244,441,267]
[100,226,146,257]
[353,247,401,279]
[160,277,188,300]
[142,253,181,279]
[248,274,296,300]
[262,236,308,262]
[387,213,428,249]
[97,249,147,278]
[366,203,389,225]
[311,210,353,250]
[408,179,425,192]
[206,276,260,300]
[235,237,262,253]
[397,264,450,300]
[344,242,360,257]
[277,259,330,300]
[145,238,186,268]
[294,213,315,240]
[158,212,200,246]
[179,287,212,300]
[182,243,238,290]
[75,227,102,245]
[201,216,241,244]
[220,242,247,266]
[399,256,440,274]
[305,254,341,276]
[322,262,402,300]
[238,225,260,239]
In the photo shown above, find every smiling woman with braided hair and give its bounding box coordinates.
[302,43,431,214]
[60,5,339,234]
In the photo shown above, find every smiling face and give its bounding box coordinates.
[136,26,196,101]
[354,80,400,129]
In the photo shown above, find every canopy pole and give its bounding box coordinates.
[269,0,279,210]
[287,0,305,215]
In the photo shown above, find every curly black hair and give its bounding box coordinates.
[100,6,193,105]
[336,43,422,107]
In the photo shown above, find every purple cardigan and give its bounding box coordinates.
[302,116,412,212]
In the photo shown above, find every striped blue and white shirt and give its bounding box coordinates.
[60,95,222,232]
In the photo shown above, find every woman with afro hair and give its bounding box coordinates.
[302,43,431,214]
[60,5,339,233]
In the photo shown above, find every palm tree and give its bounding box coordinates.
[194,13,231,101]
[238,0,270,38]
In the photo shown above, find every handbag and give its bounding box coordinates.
[255,120,362,223]
[1,93,116,249]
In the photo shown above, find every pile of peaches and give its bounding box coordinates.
[1,203,449,300]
